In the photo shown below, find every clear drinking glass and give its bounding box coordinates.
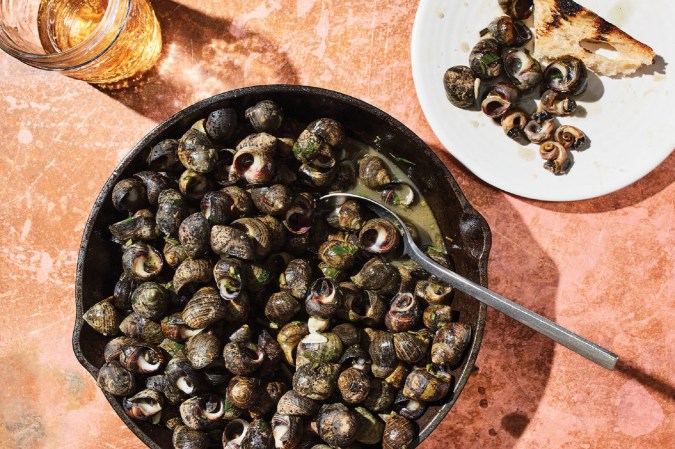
[0,0,162,84]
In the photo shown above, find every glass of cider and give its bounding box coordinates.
[0,0,162,84]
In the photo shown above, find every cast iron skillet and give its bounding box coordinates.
[73,85,491,448]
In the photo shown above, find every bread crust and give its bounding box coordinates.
[534,0,655,76]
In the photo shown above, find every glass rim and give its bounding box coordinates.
[0,0,131,69]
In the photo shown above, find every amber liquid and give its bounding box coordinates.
[37,0,162,84]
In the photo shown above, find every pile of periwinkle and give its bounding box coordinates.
[443,0,588,175]
[83,98,472,449]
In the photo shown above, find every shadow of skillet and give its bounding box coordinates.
[98,0,299,121]
[420,148,558,448]
[532,151,674,214]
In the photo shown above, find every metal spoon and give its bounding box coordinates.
[321,192,619,370]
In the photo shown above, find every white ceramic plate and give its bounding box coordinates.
[411,0,675,201]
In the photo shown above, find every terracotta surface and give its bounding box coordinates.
[0,1,673,448]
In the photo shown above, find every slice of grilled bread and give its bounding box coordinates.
[533,0,655,76]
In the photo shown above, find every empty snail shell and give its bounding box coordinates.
[233,147,277,185]
[83,297,121,336]
[540,140,570,175]
[316,403,358,447]
[481,81,520,119]
[337,283,386,325]
[500,109,529,141]
[124,388,164,424]
[385,292,422,332]
[246,100,284,133]
[97,361,135,396]
[540,89,577,116]
[431,322,472,366]
[122,243,163,282]
[554,125,586,150]
[524,111,555,144]
[179,394,225,430]
[283,192,315,235]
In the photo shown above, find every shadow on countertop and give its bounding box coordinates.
[420,148,558,448]
[531,151,674,214]
[98,0,298,121]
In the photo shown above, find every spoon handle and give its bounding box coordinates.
[413,251,619,370]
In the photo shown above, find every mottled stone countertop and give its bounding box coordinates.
[0,1,672,448]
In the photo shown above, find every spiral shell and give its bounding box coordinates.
[83,297,121,336]
[181,287,227,329]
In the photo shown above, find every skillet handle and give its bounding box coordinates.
[410,247,619,370]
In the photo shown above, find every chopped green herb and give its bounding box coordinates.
[331,244,358,256]
[119,216,135,224]
[426,246,446,256]
[480,52,500,66]
[389,152,416,166]
[164,236,180,246]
